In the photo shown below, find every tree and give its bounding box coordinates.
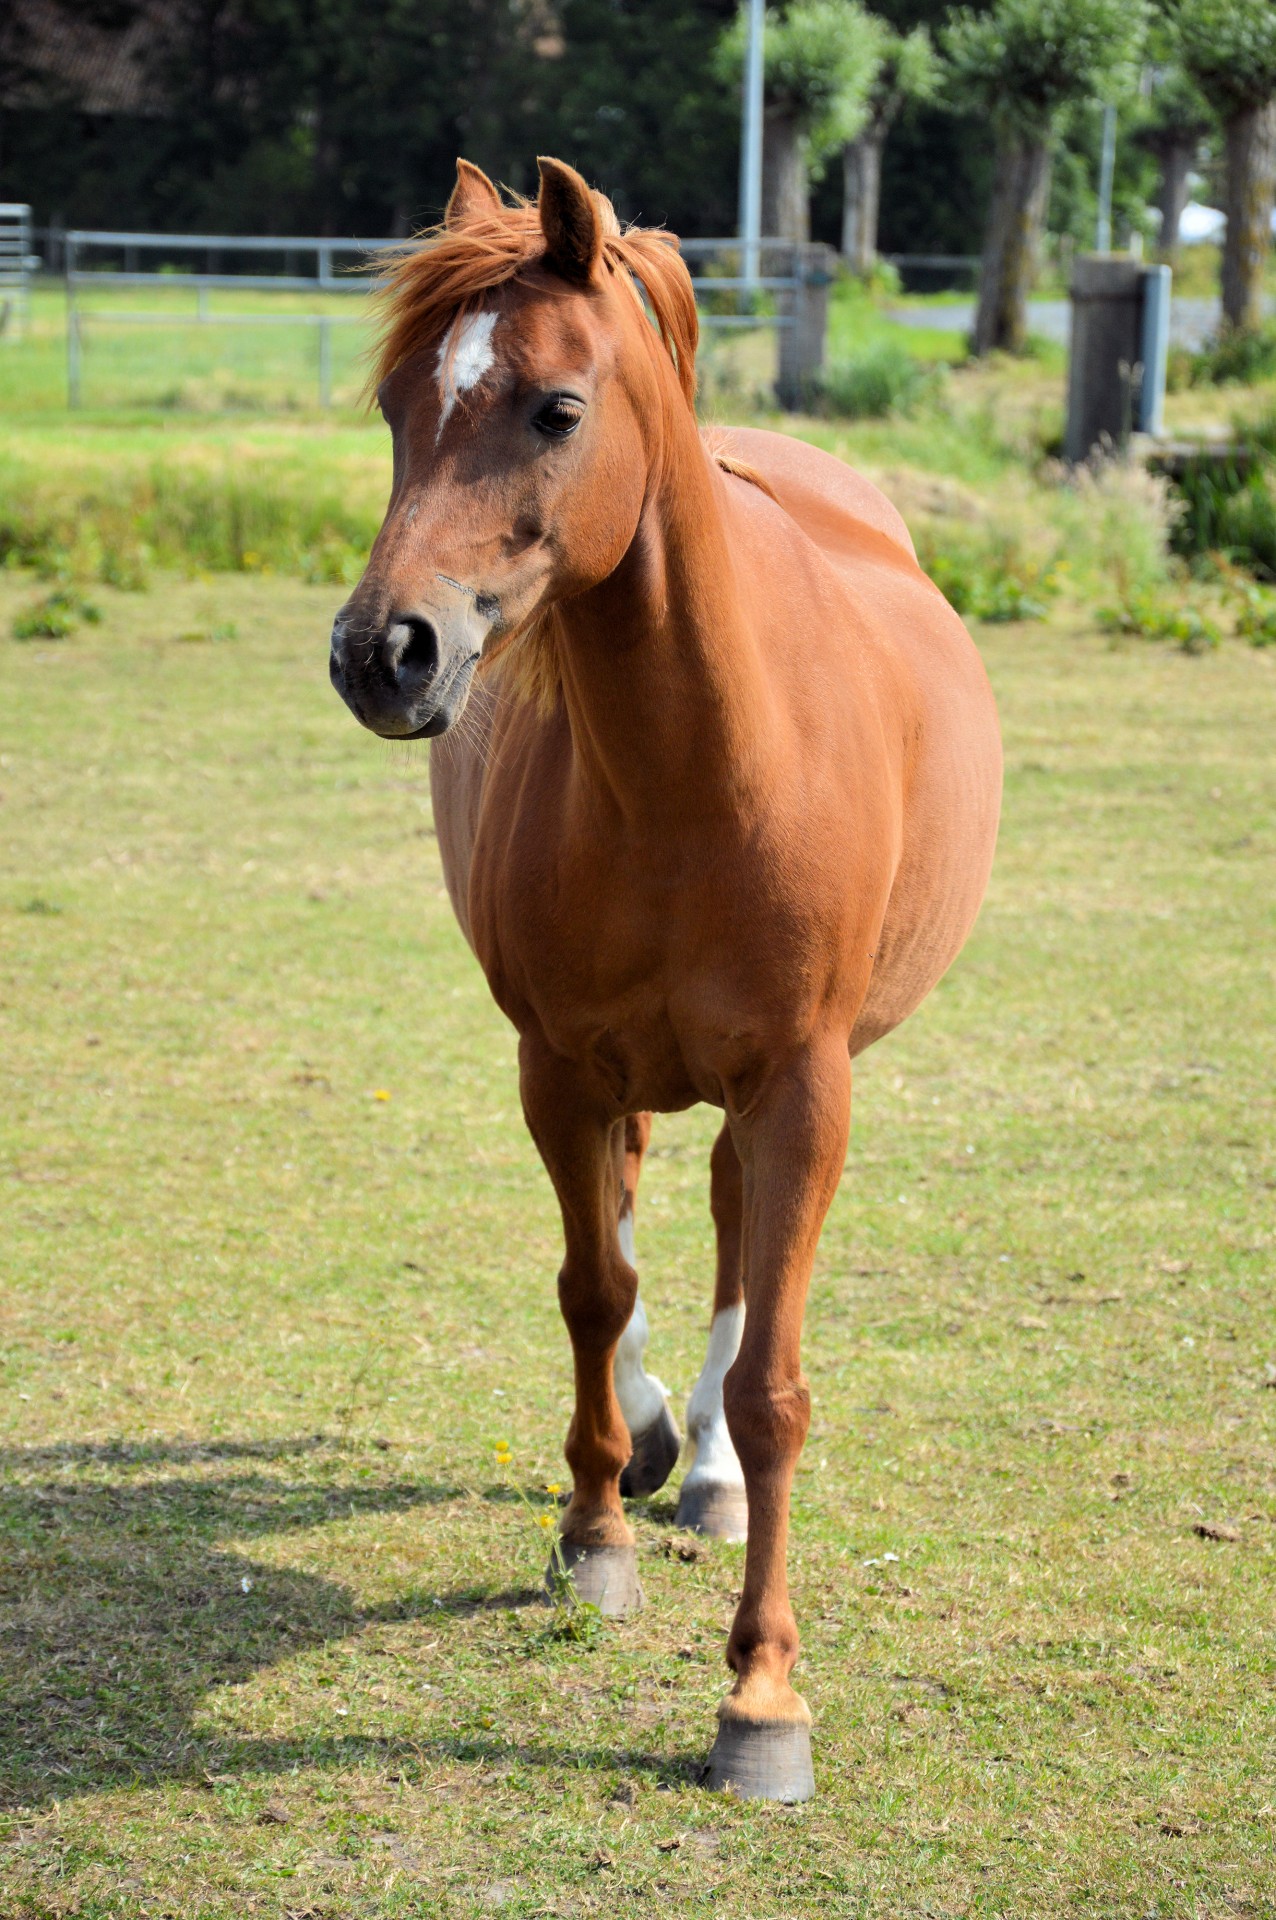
[717,0,882,244]
[1134,56,1215,264]
[841,26,938,271]
[943,0,1148,354]
[1176,0,1276,332]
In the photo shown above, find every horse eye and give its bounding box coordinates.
[533,396,585,438]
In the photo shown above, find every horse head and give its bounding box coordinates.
[329,157,698,739]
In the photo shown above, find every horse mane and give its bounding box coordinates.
[369,188,698,407]
[368,182,771,715]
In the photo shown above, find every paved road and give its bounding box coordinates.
[888,296,1263,352]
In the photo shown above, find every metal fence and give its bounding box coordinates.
[51,226,832,410]
[1,203,36,340]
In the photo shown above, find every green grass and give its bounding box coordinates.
[1,569,1273,1917]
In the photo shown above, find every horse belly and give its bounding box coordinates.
[850,645,1002,1055]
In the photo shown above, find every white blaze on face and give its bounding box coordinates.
[681,1302,746,1493]
[612,1203,671,1438]
[435,309,498,442]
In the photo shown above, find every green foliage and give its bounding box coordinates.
[942,0,1149,138]
[716,0,884,163]
[1170,452,1276,577]
[868,26,941,127]
[1175,0,1276,114]
[0,446,379,586]
[11,586,102,639]
[1227,573,1276,642]
[1185,322,1276,385]
[1098,587,1221,650]
[917,524,1057,621]
[807,341,942,417]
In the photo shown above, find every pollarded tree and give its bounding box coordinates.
[1176,0,1276,332]
[842,27,939,273]
[1134,56,1216,265]
[717,0,883,245]
[943,0,1148,355]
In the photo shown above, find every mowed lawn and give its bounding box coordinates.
[1,570,1273,1919]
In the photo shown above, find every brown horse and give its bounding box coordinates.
[329,157,1002,1801]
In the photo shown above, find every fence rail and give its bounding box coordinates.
[53,226,837,409]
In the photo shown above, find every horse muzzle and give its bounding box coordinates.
[329,596,489,739]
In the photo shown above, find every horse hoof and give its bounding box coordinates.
[675,1478,748,1542]
[703,1716,814,1803]
[549,1541,643,1616]
[620,1402,682,1497]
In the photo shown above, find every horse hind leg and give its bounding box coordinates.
[614,1114,682,1498]
[675,1122,748,1541]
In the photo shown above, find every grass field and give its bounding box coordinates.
[2,560,1273,1917]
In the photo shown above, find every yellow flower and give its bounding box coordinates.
[372,1089,391,1102]
[537,1513,554,1530]
[544,1483,561,1495]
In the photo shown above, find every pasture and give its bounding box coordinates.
[2,556,1273,1916]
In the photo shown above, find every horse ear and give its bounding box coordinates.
[445,159,502,229]
[537,156,602,284]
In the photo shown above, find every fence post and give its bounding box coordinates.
[66,237,80,407]
[318,317,332,407]
[775,242,836,409]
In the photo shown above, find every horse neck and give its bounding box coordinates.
[554,400,770,827]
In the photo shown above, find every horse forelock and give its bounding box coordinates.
[367,190,698,408]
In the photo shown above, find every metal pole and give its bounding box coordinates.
[1096,104,1116,253]
[740,0,765,289]
[318,316,332,407]
[66,237,80,408]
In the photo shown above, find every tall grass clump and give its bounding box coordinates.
[0,443,384,588]
[807,342,942,420]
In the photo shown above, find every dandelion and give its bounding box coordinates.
[538,1513,555,1530]
[372,1089,391,1102]
[544,1483,561,1495]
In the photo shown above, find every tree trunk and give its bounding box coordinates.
[842,130,884,273]
[1221,99,1276,334]
[763,109,809,245]
[972,135,1052,356]
[1154,137,1195,265]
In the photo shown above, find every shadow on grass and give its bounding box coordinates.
[209,1730,705,1791]
[0,1437,466,1811]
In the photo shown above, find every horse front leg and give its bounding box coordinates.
[519,1035,642,1615]
[615,1112,682,1498]
[706,1037,851,1802]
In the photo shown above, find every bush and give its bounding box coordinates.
[12,588,102,640]
[1170,455,1276,579]
[807,342,941,419]
[1182,323,1276,389]
[916,523,1056,622]
[1098,588,1220,653]
[1231,579,1276,645]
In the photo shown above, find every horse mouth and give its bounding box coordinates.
[394,649,480,739]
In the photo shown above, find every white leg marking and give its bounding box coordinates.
[435,310,498,442]
[613,1207,670,1436]
[681,1304,746,1493]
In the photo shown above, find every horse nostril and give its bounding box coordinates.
[387,614,439,687]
